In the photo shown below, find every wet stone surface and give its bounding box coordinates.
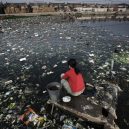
[0,17,129,129]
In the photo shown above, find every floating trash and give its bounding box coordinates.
[53,64,58,68]
[66,37,71,40]
[89,59,94,64]
[19,57,26,62]
[47,71,54,75]
[19,107,51,127]
[5,80,13,85]
[34,33,39,37]
[62,60,67,64]
[42,65,47,70]
[89,54,95,57]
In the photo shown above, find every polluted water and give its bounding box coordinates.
[0,16,129,129]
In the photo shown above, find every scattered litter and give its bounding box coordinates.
[53,64,58,68]
[43,90,47,94]
[47,71,54,75]
[66,37,71,40]
[42,65,47,70]
[89,54,94,57]
[19,107,51,127]
[62,60,67,64]
[20,57,26,62]
[89,59,94,64]
[34,33,39,37]
[5,80,13,85]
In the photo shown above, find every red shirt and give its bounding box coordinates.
[62,68,85,93]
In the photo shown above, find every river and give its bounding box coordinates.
[0,17,129,129]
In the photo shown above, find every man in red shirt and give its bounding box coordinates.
[61,59,85,96]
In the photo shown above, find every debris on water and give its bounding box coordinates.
[5,91,12,96]
[19,57,26,62]
[0,53,5,56]
[42,65,47,70]
[126,79,129,82]
[34,33,39,37]
[66,37,71,40]
[8,103,16,110]
[89,54,95,57]
[5,80,13,85]
[89,59,94,64]
[47,71,54,75]
[53,64,58,68]
[62,60,67,64]
[19,107,51,127]
[43,90,47,94]
[120,67,127,71]
[42,73,47,77]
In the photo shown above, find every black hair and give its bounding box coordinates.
[68,58,80,74]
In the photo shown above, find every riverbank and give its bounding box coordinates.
[0,11,129,21]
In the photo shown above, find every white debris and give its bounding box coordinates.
[102,62,109,68]
[111,71,116,75]
[19,58,26,62]
[43,90,47,94]
[117,45,121,48]
[62,60,67,64]
[98,66,103,70]
[42,65,47,70]
[66,37,71,40]
[47,71,54,75]
[99,72,105,77]
[12,48,16,51]
[120,67,127,71]
[89,59,94,64]
[42,73,46,77]
[34,33,39,37]
[5,80,13,85]
[53,64,58,68]
[126,79,129,82]
[51,28,55,30]
[5,62,10,65]
[5,91,12,96]
[0,53,5,56]
[89,54,94,57]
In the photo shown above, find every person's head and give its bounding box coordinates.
[68,58,76,68]
[68,58,80,74]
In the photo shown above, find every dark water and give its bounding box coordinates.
[0,17,129,129]
[86,21,129,36]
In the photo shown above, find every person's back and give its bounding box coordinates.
[61,58,85,96]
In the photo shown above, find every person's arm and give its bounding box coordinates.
[61,71,69,79]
